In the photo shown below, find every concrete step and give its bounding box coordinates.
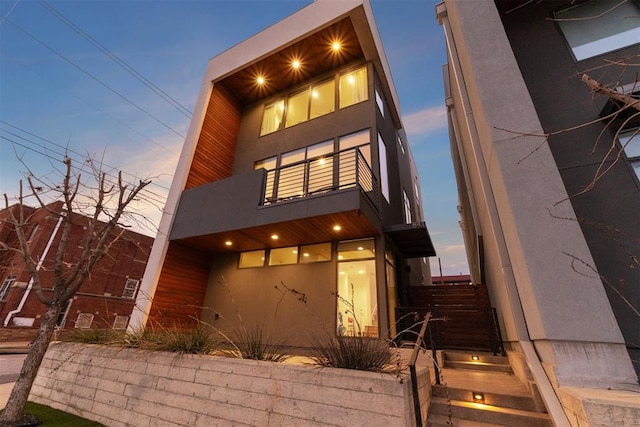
[432,383,542,412]
[444,350,508,365]
[427,413,497,427]
[445,360,513,373]
[429,397,552,427]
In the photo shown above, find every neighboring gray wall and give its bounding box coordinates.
[441,0,637,389]
[31,342,429,427]
[496,0,640,371]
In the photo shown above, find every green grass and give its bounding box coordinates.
[1,401,103,426]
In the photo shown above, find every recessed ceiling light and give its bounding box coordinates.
[332,41,341,51]
[271,234,279,240]
[292,59,301,69]
[257,76,265,85]
[224,241,232,246]
[333,225,341,231]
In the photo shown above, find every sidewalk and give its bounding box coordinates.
[0,382,15,409]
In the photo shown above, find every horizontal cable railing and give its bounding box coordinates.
[263,147,379,210]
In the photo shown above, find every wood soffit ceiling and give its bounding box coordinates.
[176,210,379,254]
[219,18,365,106]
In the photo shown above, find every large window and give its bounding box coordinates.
[337,239,377,338]
[619,128,640,181]
[260,65,366,136]
[285,90,310,128]
[339,66,368,109]
[0,275,16,300]
[310,80,335,119]
[556,0,640,61]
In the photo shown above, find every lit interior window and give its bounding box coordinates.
[310,80,335,120]
[239,250,266,268]
[260,99,284,136]
[300,242,331,263]
[269,247,298,266]
[285,90,310,128]
[339,66,368,109]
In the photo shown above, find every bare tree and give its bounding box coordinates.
[0,156,150,427]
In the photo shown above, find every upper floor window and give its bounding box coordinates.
[375,89,384,117]
[261,65,367,136]
[260,100,285,136]
[0,275,16,300]
[122,278,140,299]
[555,0,640,61]
[619,128,640,181]
[340,66,368,109]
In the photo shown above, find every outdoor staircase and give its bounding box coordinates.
[427,350,552,427]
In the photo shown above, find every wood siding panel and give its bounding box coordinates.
[185,83,241,189]
[148,242,211,327]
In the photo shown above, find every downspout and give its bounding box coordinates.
[4,212,64,327]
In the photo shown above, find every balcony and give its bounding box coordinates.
[170,147,381,252]
[263,147,379,211]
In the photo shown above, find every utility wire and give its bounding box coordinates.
[38,0,192,118]
[0,120,172,192]
[3,16,186,140]
[1,129,171,206]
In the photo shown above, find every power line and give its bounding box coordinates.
[1,129,171,207]
[0,120,172,193]
[3,16,186,140]
[37,0,192,119]
[3,55,180,153]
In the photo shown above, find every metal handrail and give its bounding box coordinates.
[262,146,379,210]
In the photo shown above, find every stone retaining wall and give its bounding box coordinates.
[30,342,430,426]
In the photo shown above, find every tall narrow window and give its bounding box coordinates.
[403,189,412,224]
[285,90,310,128]
[339,129,371,189]
[260,99,284,135]
[255,156,277,202]
[556,0,640,61]
[337,239,377,338]
[0,275,16,300]
[375,89,384,117]
[619,128,640,180]
[378,133,390,202]
[310,80,335,119]
[339,66,368,109]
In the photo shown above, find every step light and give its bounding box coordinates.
[471,355,480,361]
[472,392,485,404]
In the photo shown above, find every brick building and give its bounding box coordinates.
[0,201,153,331]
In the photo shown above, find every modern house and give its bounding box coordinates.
[437,0,639,420]
[0,201,153,331]
[131,0,435,346]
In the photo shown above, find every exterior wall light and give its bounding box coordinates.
[472,392,485,404]
[471,355,480,361]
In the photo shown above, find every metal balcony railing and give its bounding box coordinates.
[262,146,380,210]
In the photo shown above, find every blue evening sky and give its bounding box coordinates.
[0,0,468,275]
